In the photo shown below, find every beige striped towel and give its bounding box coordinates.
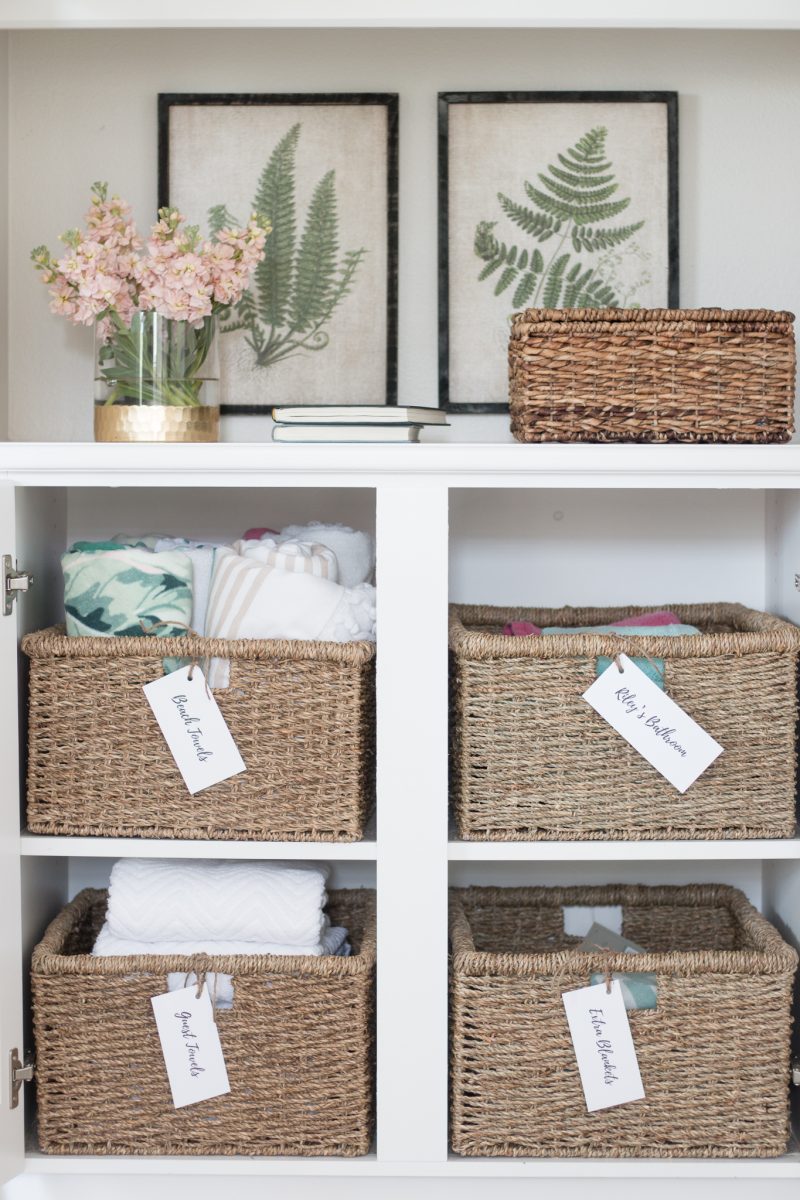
[205,539,376,687]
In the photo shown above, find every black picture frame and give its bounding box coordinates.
[158,92,399,414]
[438,90,679,414]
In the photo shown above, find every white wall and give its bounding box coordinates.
[0,33,8,441]
[7,27,800,442]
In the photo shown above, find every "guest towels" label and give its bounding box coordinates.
[562,979,645,1112]
[151,982,231,1109]
[582,653,723,793]
[143,665,246,795]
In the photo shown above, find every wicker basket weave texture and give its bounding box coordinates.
[508,308,796,444]
[23,627,375,841]
[450,603,800,841]
[450,884,798,1159]
[32,887,375,1156]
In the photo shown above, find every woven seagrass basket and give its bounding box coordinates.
[508,308,796,443]
[450,884,798,1158]
[450,603,800,841]
[32,887,375,1156]
[23,627,375,841]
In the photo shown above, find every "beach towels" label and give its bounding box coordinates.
[143,665,246,795]
[562,979,645,1112]
[151,982,231,1109]
[582,653,723,793]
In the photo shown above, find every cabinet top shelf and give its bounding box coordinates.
[3,1,799,30]
[3,441,800,489]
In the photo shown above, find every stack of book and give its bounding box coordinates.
[271,405,449,443]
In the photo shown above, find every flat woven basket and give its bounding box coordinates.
[508,308,796,443]
[450,884,798,1158]
[32,887,375,1156]
[450,603,800,841]
[23,626,375,841]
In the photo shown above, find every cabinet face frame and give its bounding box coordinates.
[0,462,799,1185]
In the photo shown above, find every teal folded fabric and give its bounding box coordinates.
[589,970,658,1010]
[62,545,193,642]
[541,623,699,689]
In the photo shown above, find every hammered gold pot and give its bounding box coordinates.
[94,405,220,443]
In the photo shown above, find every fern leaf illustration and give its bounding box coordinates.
[494,265,518,296]
[563,267,594,307]
[549,163,615,188]
[208,204,242,237]
[537,174,620,206]
[542,254,569,307]
[572,221,645,252]
[289,169,339,332]
[497,194,558,240]
[557,152,612,175]
[252,122,301,329]
[512,270,539,308]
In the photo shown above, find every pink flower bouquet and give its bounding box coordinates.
[32,182,269,407]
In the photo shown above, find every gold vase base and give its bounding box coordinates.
[94,405,220,443]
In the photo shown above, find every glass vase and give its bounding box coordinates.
[93,311,219,442]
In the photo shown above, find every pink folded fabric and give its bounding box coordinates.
[503,620,543,637]
[612,610,681,627]
[502,610,681,637]
[242,526,279,541]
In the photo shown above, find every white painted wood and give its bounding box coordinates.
[3,444,800,490]
[14,1149,800,1177]
[0,0,798,29]
[449,488,767,609]
[20,831,377,860]
[0,485,25,1183]
[375,484,449,1162]
[448,835,800,860]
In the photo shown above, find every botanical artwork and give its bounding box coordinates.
[209,123,366,374]
[440,95,677,411]
[161,96,397,411]
[474,126,645,311]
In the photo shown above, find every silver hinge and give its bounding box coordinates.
[9,1048,34,1109]
[792,1058,800,1088]
[2,555,33,616]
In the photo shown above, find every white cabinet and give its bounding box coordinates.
[0,443,797,1200]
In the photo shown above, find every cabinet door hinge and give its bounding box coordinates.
[793,1058,800,1088]
[2,555,33,616]
[9,1048,34,1109]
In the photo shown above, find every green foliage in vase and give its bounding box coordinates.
[210,123,366,369]
[474,126,645,309]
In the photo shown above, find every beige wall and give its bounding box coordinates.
[7,27,800,442]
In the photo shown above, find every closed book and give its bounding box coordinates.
[272,405,448,426]
[272,424,422,444]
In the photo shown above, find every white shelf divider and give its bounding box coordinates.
[375,483,449,1163]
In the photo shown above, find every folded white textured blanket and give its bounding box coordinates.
[153,537,223,636]
[105,858,330,946]
[204,539,376,687]
[280,523,375,588]
[92,918,349,959]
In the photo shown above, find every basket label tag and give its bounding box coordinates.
[143,665,246,795]
[151,982,231,1109]
[562,979,645,1112]
[582,653,723,793]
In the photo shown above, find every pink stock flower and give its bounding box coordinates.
[33,185,269,332]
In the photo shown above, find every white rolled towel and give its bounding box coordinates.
[279,523,375,588]
[153,537,222,636]
[105,858,330,946]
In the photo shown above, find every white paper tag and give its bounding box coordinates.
[151,982,231,1109]
[143,665,246,795]
[562,980,645,1112]
[582,653,723,793]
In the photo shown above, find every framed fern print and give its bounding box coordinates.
[159,93,398,413]
[439,91,678,412]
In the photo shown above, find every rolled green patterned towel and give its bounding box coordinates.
[61,544,193,642]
